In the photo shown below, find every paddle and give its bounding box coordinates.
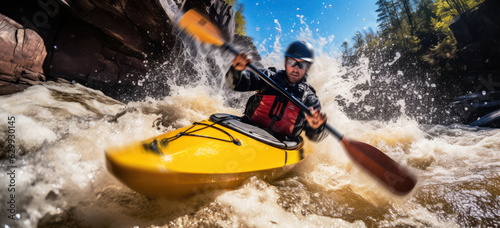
[178,9,417,195]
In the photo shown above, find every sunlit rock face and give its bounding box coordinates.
[0,0,235,100]
[0,14,47,95]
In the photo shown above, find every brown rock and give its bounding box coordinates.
[0,14,47,94]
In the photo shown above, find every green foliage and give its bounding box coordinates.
[343,0,486,78]
[225,0,236,5]
[234,6,246,36]
[225,0,247,36]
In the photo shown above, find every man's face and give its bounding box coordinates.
[285,57,310,84]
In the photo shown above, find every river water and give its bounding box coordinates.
[2,3,500,228]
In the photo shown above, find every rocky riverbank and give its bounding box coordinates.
[0,0,239,100]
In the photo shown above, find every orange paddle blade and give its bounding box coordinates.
[179,9,225,46]
[341,138,417,195]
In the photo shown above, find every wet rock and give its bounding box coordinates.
[45,190,59,201]
[449,0,500,126]
[233,34,263,68]
[0,14,47,94]
[449,0,500,92]
[0,0,236,100]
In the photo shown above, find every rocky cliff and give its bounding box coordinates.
[0,0,236,100]
[450,0,500,93]
[448,0,500,127]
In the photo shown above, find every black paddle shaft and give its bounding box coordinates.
[222,43,344,140]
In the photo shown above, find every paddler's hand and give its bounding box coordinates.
[232,53,251,71]
[306,107,327,129]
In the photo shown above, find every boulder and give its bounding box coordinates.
[0,14,47,95]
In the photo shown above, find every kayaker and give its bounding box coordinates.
[225,40,328,142]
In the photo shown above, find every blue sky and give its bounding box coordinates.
[238,0,379,55]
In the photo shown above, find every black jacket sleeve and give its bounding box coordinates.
[302,90,329,142]
[225,67,276,92]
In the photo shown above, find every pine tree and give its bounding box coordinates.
[234,3,246,36]
[400,0,416,36]
[376,0,400,34]
[352,31,365,50]
[225,0,247,36]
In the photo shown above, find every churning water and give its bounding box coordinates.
[1,2,499,228]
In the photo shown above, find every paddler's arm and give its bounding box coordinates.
[304,95,328,142]
[225,53,268,91]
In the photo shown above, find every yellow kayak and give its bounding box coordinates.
[105,113,310,198]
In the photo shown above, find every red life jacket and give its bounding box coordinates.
[250,95,301,136]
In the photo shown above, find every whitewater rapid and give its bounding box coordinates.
[1,47,499,227]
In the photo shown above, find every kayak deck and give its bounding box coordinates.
[106,113,309,198]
